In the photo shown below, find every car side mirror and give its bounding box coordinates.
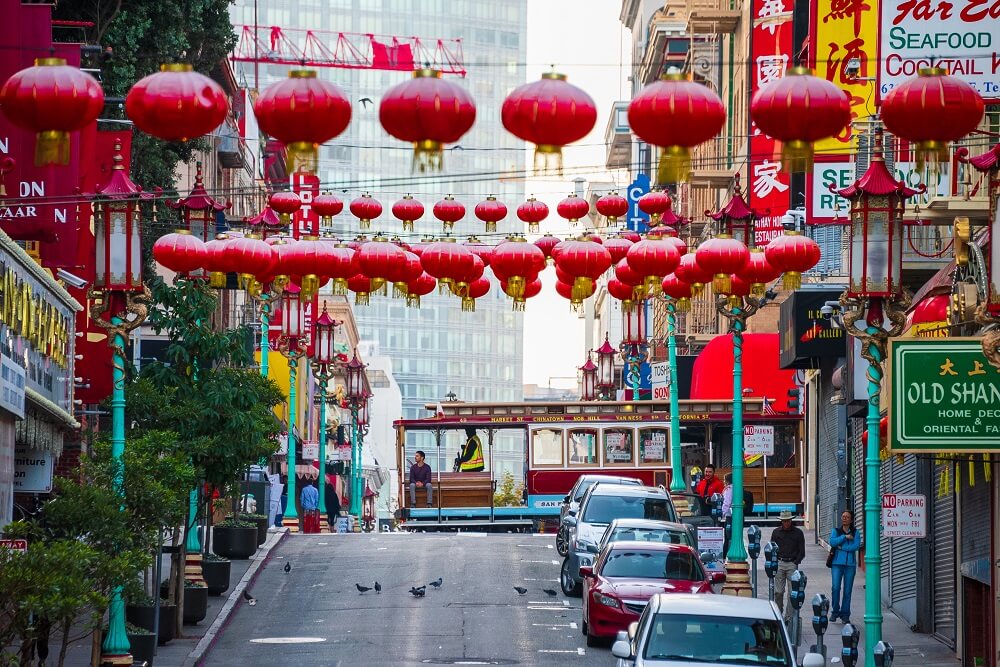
[579,565,593,578]
[627,621,639,638]
[564,494,570,503]
[564,516,577,527]
[612,638,632,659]
[709,570,727,584]
[802,654,826,667]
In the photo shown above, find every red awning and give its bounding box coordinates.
[690,333,797,411]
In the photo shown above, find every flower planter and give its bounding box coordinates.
[126,631,157,666]
[202,557,231,596]
[212,525,258,559]
[157,603,176,645]
[239,514,270,546]
[125,604,157,633]
[182,586,208,625]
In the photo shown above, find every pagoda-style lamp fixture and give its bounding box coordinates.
[276,284,307,532]
[580,357,598,401]
[167,161,227,284]
[596,336,617,400]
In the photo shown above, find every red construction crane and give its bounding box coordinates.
[230,25,466,76]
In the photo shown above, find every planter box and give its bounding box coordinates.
[202,558,231,596]
[157,603,176,645]
[248,515,269,546]
[125,604,157,633]
[212,526,258,559]
[127,631,157,666]
[182,586,208,625]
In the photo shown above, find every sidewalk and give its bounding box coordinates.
[757,541,958,666]
[60,528,286,667]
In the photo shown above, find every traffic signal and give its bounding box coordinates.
[787,388,801,412]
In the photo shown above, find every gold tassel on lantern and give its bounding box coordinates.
[209,272,227,289]
[35,130,71,166]
[462,296,476,312]
[690,282,706,297]
[781,140,815,173]
[782,271,803,290]
[657,145,691,185]
[354,291,370,306]
[300,275,319,300]
[644,276,661,298]
[505,276,526,300]
[239,273,255,291]
[285,140,319,175]
[393,282,408,299]
[528,221,540,234]
[727,294,741,308]
[371,279,388,297]
[332,278,348,296]
[534,144,563,176]
[511,297,526,312]
[413,139,444,173]
[572,276,594,302]
[712,274,732,294]
[406,294,422,308]
[751,282,767,297]
[631,284,648,301]
[676,297,691,312]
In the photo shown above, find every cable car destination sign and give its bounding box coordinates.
[890,339,1000,452]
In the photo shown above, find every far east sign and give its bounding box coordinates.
[890,339,1000,452]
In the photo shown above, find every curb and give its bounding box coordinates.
[183,528,288,667]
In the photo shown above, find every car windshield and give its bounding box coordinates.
[582,494,674,524]
[600,549,703,581]
[643,613,791,666]
[608,527,690,547]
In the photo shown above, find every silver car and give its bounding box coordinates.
[612,594,797,667]
[556,474,641,556]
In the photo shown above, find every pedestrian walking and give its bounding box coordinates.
[300,478,320,533]
[769,510,805,624]
[829,510,862,624]
[325,472,341,529]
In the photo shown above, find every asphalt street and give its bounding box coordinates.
[206,532,608,666]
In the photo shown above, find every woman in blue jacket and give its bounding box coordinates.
[829,509,862,623]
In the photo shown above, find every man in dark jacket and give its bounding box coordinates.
[770,510,806,623]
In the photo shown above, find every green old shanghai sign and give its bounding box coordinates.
[890,338,1000,452]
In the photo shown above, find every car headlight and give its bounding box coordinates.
[596,593,620,608]
[578,555,593,567]
[577,536,596,553]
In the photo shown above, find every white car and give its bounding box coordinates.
[612,594,800,667]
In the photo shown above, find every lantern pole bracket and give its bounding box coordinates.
[88,286,153,364]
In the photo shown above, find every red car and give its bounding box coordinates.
[580,542,724,646]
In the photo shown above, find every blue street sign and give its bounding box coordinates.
[627,173,651,233]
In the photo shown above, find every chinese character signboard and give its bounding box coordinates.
[750,0,793,217]
[291,172,320,239]
[890,339,1000,452]
[881,493,926,538]
[809,159,950,220]
[878,0,1000,102]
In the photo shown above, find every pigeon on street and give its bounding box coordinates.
[356,583,372,593]
[284,562,291,574]
[513,586,528,595]
[409,586,426,597]
[542,588,558,597]
[242,590,257,606]
[374,581,382,594]
[428,577,443,589]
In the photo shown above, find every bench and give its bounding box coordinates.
[717,467,802,505]
[403,471,494,509]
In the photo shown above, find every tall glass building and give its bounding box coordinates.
[230,1,528,479]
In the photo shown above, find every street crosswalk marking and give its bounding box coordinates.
[531,622,578,629]
[538,648,586,655]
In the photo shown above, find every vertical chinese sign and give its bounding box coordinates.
[289,171,320,356]
[750,0,793,225]
[808,0,880,220]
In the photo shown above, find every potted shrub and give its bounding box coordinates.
[236,513,270,547]
[202,552,231,596]
[212,519,258,559]
[182,580,209,625]
[126,622,157,666]
[124,594,158,634]
[157,599,176,645]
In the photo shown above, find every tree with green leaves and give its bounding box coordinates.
[493,471,526,508]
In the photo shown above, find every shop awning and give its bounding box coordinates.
[690,333,798,411]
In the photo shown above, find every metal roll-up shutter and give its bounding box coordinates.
[932,459,956,647]
[850,417,864,527]
[816,376,841,542]
[880,453,919,625]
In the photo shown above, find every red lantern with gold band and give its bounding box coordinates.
[501,71,596,173]
[555,279,592,308]
[347,273,379,306]
[227,236,276,289]
[459,277,491,312]
[517,197,549,233]
[433,195,465,232]
[555,237,613,302]
[125,64,228,143]
[638,190,672,226]
[625,238,681,296]
[313,193,344,225]
[607,277,639,312]
[676,252,713,296]
[357,236,406,295]
[269,191,302,228]
[464,236,493,267]
[392,195,424,231]
[880,67,985,168]
[474,196,507,233]
[661,273,693,312]
[628,72,726,184]
[254,69,351,174]
[321,242,359,295]
[350,193,383,230]
[557,194,589,226]
[749,67,852,172]
[596,192,629,224]
[450,254,486,298]
[0,57,105,165]
[603,235,634,263]
[736,247,782,295]
[405,272,437,308]
[765,231,822,289]
[491,237,546,299]
[203,234,234,288]
[534,233,560,263]
[501,276,542,311]
[420,237,476,289]
[694,234,749,293]
[153,231,207,275]
[379,68,476,171]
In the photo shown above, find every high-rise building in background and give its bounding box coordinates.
[230,2,529,481]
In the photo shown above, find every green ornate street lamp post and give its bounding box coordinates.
[345,351,368,526]
[277,285,307,532]
[309,308,341,532]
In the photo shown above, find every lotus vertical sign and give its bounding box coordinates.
[890,339,1000,452]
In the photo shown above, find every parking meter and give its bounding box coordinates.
[840,624,860,667]
[710,492,724,523]
[788,570,807,656]
[747,525,761,597]
[874,641,894,667]
[763,541,779,601]
[809,593,830,658]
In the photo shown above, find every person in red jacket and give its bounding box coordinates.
[694,464,725,514]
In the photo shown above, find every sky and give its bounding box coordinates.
[521,0,632,389]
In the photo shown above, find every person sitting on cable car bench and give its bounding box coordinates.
[456,427,485,472]
[410,450,434,507]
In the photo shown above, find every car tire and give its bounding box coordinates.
[586,629,602,647]
[556,525,569,557]
[581,618,587,635]
[560,558,582,597]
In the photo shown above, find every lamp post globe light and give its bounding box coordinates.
[579,357,597,401]
[595,335,617,400]
[309,308,341,533]
[345,350,368,527]
[88,142,152,666]
[619,301,648,400]
[277,284,307,532]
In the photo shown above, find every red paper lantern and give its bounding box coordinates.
[405,272,437,308]
[638,190,672,225]
[750,67,852,172]
[555,279,593,307]
[283,237,333,299]
[347,273,379,306]
[126,64,228,143]
[534,233,560,262]
[619,230,642,243]
[421,237,477,289]
[737,247,782,295]
[203,235,235,287]
[266,236,296,289]
[357,237,407,295]
[721,273,753,306]
[557,194,590,225]
[227,236,276,288]
[880,67,985,167]
[320,242,360,295]
[501,275,542,310]
[379,68,476,171]
[517,197,549,233]
[628,72,726,183]
[625,238,682,295]
[555,238,613,302]
[603,235,634,264]
[595,192,629,224]
[764,231,822,289]
[152,231,207,275]
[269,191,302,227]
[501,71,596,172]
[474,196,507,233]
[695,234,750,293]
[433,195,465,232]
[459,276,491,312]
[254,69,351,173]
[313,193,344,224]
[491,237,546,298]
[350,193,383,230]
[676,252,713,296]
[0,57,105,165]
[388,250,424,298]
[450,254,486,297]
[464,237,493,267]
[615,258,643,287]
[661,273,693,311]
[607,277,639,311]
[391,195,424,231]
